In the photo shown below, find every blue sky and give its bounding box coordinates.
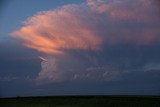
[0,0,160,97]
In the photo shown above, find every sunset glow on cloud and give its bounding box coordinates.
[11,0,160,84]
[12,0,160,56]
[2,0,160,98]
[11,5,103,55]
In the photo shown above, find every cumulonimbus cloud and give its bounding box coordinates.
[11,0,160,84]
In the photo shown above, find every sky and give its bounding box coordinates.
[0,0,160,97]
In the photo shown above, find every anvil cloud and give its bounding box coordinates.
[12,0,160,55]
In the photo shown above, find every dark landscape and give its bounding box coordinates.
[0,96,160,107]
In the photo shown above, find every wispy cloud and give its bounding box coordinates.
[87,0,160,22]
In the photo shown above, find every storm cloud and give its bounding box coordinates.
[11,0,160,84]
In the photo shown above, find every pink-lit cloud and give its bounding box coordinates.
[87,0,160,23]
[11,4,103,55]
[11,0,160,84]
[12,0,160,55]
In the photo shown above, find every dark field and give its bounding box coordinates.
[0,96,160,107]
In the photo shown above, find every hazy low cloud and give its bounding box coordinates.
[143,63,160,72]
[11,0,160,84]
[35,55,123,84]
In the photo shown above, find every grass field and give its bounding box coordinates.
[0,96,160,107]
